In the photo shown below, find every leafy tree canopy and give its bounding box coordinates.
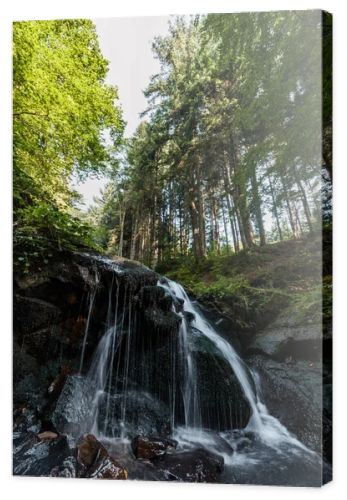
[13,19,124,270]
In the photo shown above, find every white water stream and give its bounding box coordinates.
[160,279,315,455]
[76,271,322,484]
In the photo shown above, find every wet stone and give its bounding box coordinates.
[13,434,71,477]
[76,434,128,479]
[131,435,178,460]
[155,448,224,483]
[97,390,172,438]
[51,375,93,437]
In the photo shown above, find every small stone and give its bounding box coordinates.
[38,431,58,441]
[155,448,224,482]
[76,434,128,480]
[50,456,76,478]
[131,436,178,460]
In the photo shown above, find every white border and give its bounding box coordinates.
[1,1,346,498]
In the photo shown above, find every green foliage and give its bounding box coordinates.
[13,19,124,272]
[157,233,323,331]
[13,19,123,195]
[14,203,101,274]
[92,12,325,265]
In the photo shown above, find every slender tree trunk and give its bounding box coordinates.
[118,207,126,257]
[179,201,184,255]
[170,197,176,257]
[227,136,254,247]
[235,207,247,249]
[197,167,206,256]
[222,160,240,251]
[268,174,283,241]
[221,201,230,253]
[183,206,190,255]
[130,208,139,261]
[234,184,254,248]
[210,193,220,254]
[280,172,298,238]
[230,209,240,252]
[293,201,304,236]
[188,160,206,260]
[148,164,159,266]
[189,199,205,260]
[294,167,313,231]
[251,167,266,246]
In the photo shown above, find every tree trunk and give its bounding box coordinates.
[268,174,283,241]
[130,208,139,261]
[251,167,266,246]
[210,193,220,254]
[222,159,240,251]
[221,201,230,253]
[293,201,303,236]
[237,209,248,249]
[280,171,298,238]
[118,207,126,257]
[188,160,206,260]
[230,208,240,252]
[227,136,254,247]
[293,165,313,231]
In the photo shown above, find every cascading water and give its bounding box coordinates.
[79,269,100,374]
[84,279,131,439]
[74,268,324,485]
[176,299,201,429]
[160,279,261,432]
[159,279,316,452]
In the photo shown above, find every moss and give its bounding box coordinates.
[157,233,326,334]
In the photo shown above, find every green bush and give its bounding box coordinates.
[14,202,100,274]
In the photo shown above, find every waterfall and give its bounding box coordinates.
[77,271,316,461]
[177,304,201,429]
[160,279,262,430]
[85,281,131,438]
[159,279,315,453]
[79,269,100,374]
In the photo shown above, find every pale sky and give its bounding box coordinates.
[74,16,171,208]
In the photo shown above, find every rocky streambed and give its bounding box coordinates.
[13,251,331,484]
[13,251,242,481]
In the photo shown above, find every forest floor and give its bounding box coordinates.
[157,229,332,339]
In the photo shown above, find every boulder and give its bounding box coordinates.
[97,390,172,438]
[135,285,174,312]
[51,375,93,436]
[193,350,251,430]
[248,354,323,452]
[13,405,40,435]
[183,311,195,323]
[13,433,71,477]
[76,434,127,479]
[20,326,60,364]
[155,448,224,482]
[13,372,47,408]
[131,436,177,460]
[143,308,181,340]
[14,296,62,337]
[188,331,252,430]
[248,313,322,361]
[13,340,38,377]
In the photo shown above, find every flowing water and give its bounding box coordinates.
[79,269,100,374]
[76,270,325,485]
[159,279,323,485]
